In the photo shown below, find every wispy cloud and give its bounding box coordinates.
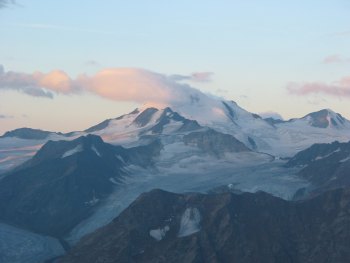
[0,65,213,105]
[333,30,350,37]
[85,60,100,67]
[12,23,115,35]
[169,72,214,83]
[323,54,350,64]
[0,114,13,119]
[0,0,15,8]
[287,76,350,98]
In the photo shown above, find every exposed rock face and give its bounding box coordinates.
[183,129,250,157]
[133,108,159,127]
[119,139,163,168]
[302,109,347,128]
[264,117,285,126]
[149,107,201,134]
[60,188,350,263]
[286,141,350,197]
[0,135,162,238]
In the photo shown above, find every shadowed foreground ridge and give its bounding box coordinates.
[60,188,350,263]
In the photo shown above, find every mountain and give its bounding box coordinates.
[183,128,250,157]
[263,108,350,157]
[0,135,162,238]
[286,140,350,198]
[0,127,71,140]
[60,188,350,263]
[301,109,349,129]
[85,106,203,146]
[0,128,76,173]
[1,102,350,174]
[85,104,350,157]
[1,100,350,262]
[0,135,125,237]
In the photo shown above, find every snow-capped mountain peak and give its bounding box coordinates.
[301,109,349,129]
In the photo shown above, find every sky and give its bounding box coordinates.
[0,0,350,134]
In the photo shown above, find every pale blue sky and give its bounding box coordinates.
[0,0,350,133]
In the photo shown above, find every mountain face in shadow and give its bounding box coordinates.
[60,188,350,263]
[0,135,162,238]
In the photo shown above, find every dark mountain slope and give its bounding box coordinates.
[0,135,162,238]
[286,141,350,197]
[183,128,250,157]
[60,188,350,263]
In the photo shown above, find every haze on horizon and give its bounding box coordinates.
[1,0,350,134]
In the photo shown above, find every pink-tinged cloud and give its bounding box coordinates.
[79,68,184,103]
[323,54,350,64]
[0,65,54,98]
[0,65,211,105]
[287,77,350,98]
[34,70,74,93]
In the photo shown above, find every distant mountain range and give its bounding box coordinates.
[1,97,350,262]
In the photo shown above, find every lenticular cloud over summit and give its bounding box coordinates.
[0,65,210,105]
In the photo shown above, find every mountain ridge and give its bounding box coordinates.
[60,188,350,263]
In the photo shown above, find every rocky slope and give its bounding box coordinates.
[183,129,250,157]
[0,135,162,238]
[60,188,350,263]
[286,140,350,198]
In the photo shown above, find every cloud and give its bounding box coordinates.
[169,72,213,83]
[259,111,284,120]
[333,30,350,37]
[0,65,54,98]
[0,66,213,105]
[0,0,15,8]
[0,114,13,119]
[323,54,350,64]
[78,68,207,105]
[85,60,100,67]
[287,76,350,98]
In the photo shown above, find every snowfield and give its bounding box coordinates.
[66,156,307,244]
[0,223,65,263]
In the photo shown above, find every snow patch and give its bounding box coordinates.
[85,191,99,206]
[91,145,101,157]
[340,156,350,163]
[61,145,83,158]
[149,225,170,241]
[109,177,119,185]
[115,155,124,163]
[314,148,341,161]
[178,208,201,237]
